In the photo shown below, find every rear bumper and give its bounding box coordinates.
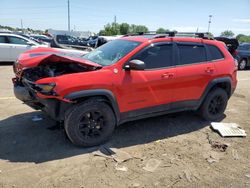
[13,80,71,121]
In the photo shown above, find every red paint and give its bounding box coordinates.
[14,37,237,113]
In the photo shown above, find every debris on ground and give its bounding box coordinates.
[209,141,228,152]
[31,115,43,122]
[143,158,161,172]
[93,147,133,163]
[115,164,128,172]
[206,157,219,164]
[131,183,140,187]
[93,147,115,159]
[183,170,192,182]
[245,174,250,178]
[112,148,133,163]
[211,122,247,137]
[206,133,228,152]
[206,152,221,164]
[232,149,240,160]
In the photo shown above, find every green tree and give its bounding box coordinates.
[119,23,130,35]
[236,34,245,40]
[220,30,234,37]
[156,28,168,34]
[134,25,148,33]
[99,23,149,35]
[236,34,250,43]
[99,30,106,36]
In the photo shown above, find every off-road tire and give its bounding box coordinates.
[199,88,228,121]
[65,100,116,147]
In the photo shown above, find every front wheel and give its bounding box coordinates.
[199,88,228,121]
[65,100,116,147]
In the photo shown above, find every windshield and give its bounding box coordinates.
[83,39,141,66]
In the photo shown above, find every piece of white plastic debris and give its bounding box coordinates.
[115,165,128,172]
[32,115,43,122]
[143,159,161,172]
[112,148,132,163]
[211,122,246,137]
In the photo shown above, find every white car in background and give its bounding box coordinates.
[0,33,48,62]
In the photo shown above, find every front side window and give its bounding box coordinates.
[83,39,141,66]
[132,43,173,69]
[8,36,28,45]
[178,44,206,65]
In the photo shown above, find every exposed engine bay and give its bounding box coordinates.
[22,62,97,82]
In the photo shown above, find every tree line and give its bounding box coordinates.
[98,23,170,36]
[98,23,250,43]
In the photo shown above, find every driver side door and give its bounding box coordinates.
[116,42,176,114]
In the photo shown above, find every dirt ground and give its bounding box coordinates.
[0,64,249,188]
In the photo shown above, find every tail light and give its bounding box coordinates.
[233,50,238,56]
[234,59,238,70]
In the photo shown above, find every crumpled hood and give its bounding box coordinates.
[17,47,101,69]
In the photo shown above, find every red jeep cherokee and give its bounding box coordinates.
[13,32,237,146]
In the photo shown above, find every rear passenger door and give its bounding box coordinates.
[0,36,11,61]
[171,42,215,103]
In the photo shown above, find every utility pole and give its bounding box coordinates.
[114,15,117,24]
[20,19,23,33]
[114,15,117,34]
[207,15,212,33]
[67,0,70,31]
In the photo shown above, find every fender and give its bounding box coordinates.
[199,76,232,106]
[64,89,120,123]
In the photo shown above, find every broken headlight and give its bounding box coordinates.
[35,83,56,95]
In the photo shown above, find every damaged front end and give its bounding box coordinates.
[13,53,101,121]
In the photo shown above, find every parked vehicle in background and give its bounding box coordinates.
[214,37,239,55]
[50,34,121,51]
[30,34,52,44]
[234,43,250,70]
[0,33,48,62]
[13,32,237,147]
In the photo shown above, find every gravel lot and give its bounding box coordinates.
[0,64,249,188]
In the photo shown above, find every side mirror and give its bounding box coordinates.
[124,59,145,71]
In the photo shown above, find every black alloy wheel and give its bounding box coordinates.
[65,100,116,147]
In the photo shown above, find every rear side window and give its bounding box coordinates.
[207,44,224,61]
[178,44,206,65]
[133,43,173,69]
[0,36,7,43]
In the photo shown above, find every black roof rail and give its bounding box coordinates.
[153,31,177,38]
[123,32,146,37]
[123,31,213,40]
[175,32,214,39]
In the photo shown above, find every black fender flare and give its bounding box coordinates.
[199,77,232,106]
[64,89,120,123]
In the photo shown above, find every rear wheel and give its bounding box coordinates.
[238,59,247,70]
[65,100,116,147]
[199,88,228,121]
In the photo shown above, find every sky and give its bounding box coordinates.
[0,0,250,36]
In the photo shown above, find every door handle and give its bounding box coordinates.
[161,72,175,78]
[205,67,214,73]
